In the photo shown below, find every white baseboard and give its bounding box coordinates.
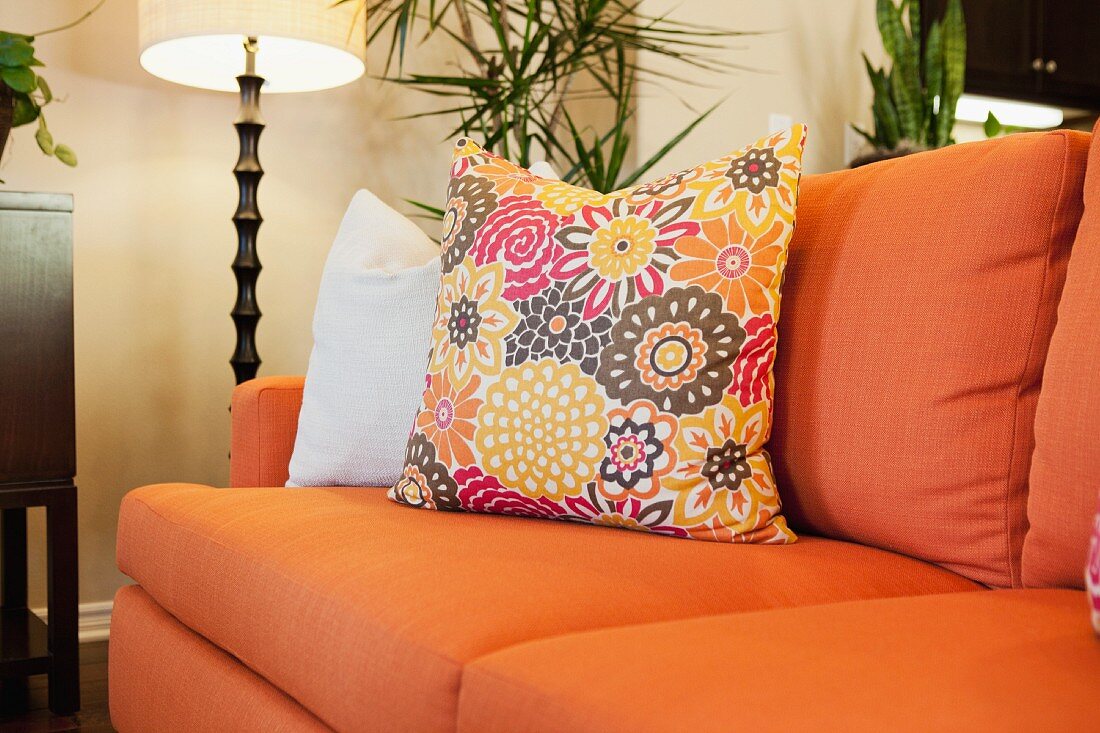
[33,600,112,643]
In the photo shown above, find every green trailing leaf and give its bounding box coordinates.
[11,92,38,126]
[54,144,77,167]
[35,115,53,154]
[1,66,37,93]
[0,33,35,68]
[0,1,102,176]
[36,75,52,103]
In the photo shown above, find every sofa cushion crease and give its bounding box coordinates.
[456,589,1100,733]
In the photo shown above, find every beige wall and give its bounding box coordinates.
[3,0,889,608]
[3,0,454,607]
[636,0,882,175]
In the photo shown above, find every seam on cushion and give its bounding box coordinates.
[251,381,300,486]
[124,493,466,731]
[454,589,998,733]
[458,587,987,675]
[1005,131,1075,588]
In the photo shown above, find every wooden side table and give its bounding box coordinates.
[0,192,79,715]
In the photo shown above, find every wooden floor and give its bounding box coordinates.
[0,642,113,733]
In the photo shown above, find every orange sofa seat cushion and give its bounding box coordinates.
[117,484,976,733]
[110,585,332,733]
[772,131,1090,587]
[1024,122,1100,589]
[460,589,1100,733]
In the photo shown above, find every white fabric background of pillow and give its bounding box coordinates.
[289,163,560,488]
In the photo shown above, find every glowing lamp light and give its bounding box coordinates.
[955,93,1065,130]
[138,0,365,93]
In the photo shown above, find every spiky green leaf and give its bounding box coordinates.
[937,0,966,147]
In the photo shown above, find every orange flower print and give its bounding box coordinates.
[634,322,708,392]
[669,216,785,318]
[473,159,543,197]
[416,373,483,467]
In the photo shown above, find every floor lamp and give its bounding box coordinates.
[137,0,366,383]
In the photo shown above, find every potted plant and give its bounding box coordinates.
[0,1,104,176]
[337,1,749,209]
[850,0,966,167]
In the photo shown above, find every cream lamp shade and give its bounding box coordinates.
[138,0,366,93]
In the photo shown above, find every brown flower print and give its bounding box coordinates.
[597,286,746,415]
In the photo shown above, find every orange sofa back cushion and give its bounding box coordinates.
[771,132,1089,587]
[1023,124,1100,589]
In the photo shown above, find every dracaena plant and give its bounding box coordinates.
[0,1,105,177]
[336,0,749,211]
[854,0,966,152]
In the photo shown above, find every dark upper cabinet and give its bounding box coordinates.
[922,0,1100,110]
[1040,1,1100,106]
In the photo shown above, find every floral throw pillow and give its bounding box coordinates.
[389,125,807,543]
[1088,490,1100,635]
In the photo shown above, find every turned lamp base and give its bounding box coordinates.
[230,37,264,385]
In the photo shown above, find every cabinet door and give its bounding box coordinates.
[0,195,75,483]
[923,0,1040,99]
[1039,0,1100,108]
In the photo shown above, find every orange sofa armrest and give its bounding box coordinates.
[230,376,305,488]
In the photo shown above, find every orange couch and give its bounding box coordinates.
[110,130,1100,733]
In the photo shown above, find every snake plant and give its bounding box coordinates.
[854,0,966,152]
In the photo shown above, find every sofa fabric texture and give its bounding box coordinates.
[1023,121,1100,589]
[391,127,808,543]
[771,131,1090,587]
[230,376,304,488]
[116,483,976,733]
[458,590,1100,733]
[110,585,332,733]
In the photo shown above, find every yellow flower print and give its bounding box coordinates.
[535,181,611,216]
[588,216,658,281]
[475,359,608,501]
[667,395,793,542]
[430,260,519,390]
[687,124,806,238]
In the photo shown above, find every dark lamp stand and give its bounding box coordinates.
[231,36,264,384]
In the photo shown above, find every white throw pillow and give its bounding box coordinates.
[288,190,440,487]
[289,164,559,487]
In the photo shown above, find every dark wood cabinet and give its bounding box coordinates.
[0,192,79,716]
[923,0,1100,109]
[1039,1,1100,105]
